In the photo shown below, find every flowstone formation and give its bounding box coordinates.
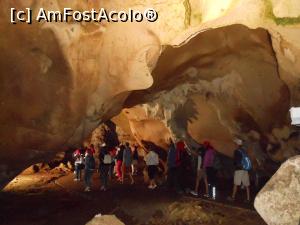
[1,0,300,191]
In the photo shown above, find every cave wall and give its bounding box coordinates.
[124,25,295,166]
[1,0,300,188]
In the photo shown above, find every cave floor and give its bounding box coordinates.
[0,170,267,225]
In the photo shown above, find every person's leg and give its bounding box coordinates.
[129,172,134,184]
[128,165,134,184]
[100,166,105,188]
[232,185,238,199]
[246,186,250,201]
[101,166,106,189]
[84,170,92,191]
[233,170,242,198]
[152,166,157,188]
[131,163,135,175]
[121,164,125,183]
[105,165,110,189]
[242,171,251,201]
[174,167,182,192]
[108,164,113,181]
[166,168,173,189]
[84,170,88,187]
[194,173,200,192]
[148,166,153,188]
[116,160,122,180]
[206,167,212,195]
[202,170,209,196]
[229,170,242,200]
[191,170,200,196]
[134,162,138,175]
[79,168,82,181]
[178,166,184,190]
[88,170,93,188]
[75,164,79,180]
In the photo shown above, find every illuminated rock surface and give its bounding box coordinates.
[0,0,300,196]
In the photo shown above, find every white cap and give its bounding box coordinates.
[234,139,243,146]
[101,143,106,147]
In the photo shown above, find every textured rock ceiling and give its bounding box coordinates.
[1,0,300,188]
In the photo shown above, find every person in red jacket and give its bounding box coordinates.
[176,141,191,193]
[87,144,95,155]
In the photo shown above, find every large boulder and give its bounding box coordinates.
[86,215,124,225]
[254,155,300,225]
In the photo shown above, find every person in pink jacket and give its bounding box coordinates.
[203,141,217,199]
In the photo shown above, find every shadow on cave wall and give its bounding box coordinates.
[173,98,199,133]
[102,120,120,148]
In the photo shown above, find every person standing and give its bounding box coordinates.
[228,139,252,202]
[175,140,193,193]
[99,143,112,191]
[116,145,124,182]
[203,141,216,198]
[190,145,209,197]
[167,138,178,190]
[88,144,96,155]
[109,146,117,180]
[131,145,139,175]
[144,148,159,189]
[73,147,85,181]
[122,142,135,184]
[84,148,96,192]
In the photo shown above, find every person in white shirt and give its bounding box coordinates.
[144,148,159,189]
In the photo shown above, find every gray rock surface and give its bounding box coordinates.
[254,156,300,225]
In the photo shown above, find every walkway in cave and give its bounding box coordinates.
[0,169,266,225]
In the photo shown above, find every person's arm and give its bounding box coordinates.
[123,150,126,162]
[184,142,198,156]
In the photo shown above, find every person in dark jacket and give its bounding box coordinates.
[122,142,134,184]
[84,148,95,192]
[228,139,251,202]
[177,140,192,193]
[131,145,139,175]
[99,143,112,191]
[166,138,179,190]
[109,146,117,180]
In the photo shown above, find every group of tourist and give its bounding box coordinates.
[73,142,140,192]
[72,138,252,202]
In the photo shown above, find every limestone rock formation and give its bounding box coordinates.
[1,0,300,190]
[254,155,300,225]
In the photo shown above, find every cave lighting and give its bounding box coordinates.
[201,0,233,22]
[290,107,300,126]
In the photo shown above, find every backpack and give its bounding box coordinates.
[103,154,112,164]
[238,149,252,171]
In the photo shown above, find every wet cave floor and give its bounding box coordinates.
[0,168,266,225]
